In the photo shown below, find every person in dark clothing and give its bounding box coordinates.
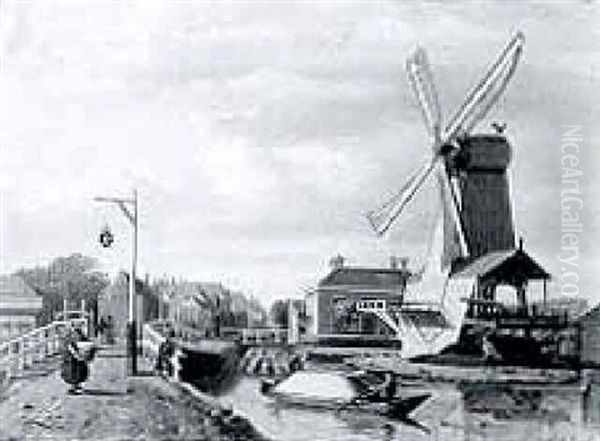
[156,329,176,377]
[97,317,106,341]
[105,315,115,345]
[60,327,88,394]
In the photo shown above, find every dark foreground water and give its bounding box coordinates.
[219,373,600,441]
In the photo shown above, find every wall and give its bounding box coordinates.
[316,289,400,337]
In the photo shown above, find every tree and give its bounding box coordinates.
[269,299,289,328]
[16,253,109,326]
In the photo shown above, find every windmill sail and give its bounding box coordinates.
[367,32,524,239]
[395,211,473,359]
[366,157,437,235]
[363,187,475,359]
[407,46,469,259]
[444,31,524,139]
[406,47,442,142]
[437,163,468,266]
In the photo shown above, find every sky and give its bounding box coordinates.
[1,1,599,307]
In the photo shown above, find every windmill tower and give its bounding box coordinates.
[447,134,515,267]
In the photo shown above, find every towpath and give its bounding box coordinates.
[0,344,266,441]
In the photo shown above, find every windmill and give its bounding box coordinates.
[360,32,526,359]
[367,31,525,271]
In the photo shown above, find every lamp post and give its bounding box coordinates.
[94,189,139,376]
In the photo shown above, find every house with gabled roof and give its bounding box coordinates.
[305,255,412,346]
[0,274,43,341]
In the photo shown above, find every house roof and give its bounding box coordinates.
[0,274,38,298]
[454,249,550,281]
[158,281,226,301]
[318,266,411,288]
[0,275,42,314]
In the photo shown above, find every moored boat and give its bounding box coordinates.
[261,371,430,419]
[179,338,243,394]
[150,321,243,395]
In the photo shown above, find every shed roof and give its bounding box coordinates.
[454,249,550,281]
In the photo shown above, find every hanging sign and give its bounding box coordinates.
[99,225,114,248]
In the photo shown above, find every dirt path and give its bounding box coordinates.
[0,345,266,441]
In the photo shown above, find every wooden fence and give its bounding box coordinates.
[0,318,87,387]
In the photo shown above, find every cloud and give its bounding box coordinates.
[1,0,598,305]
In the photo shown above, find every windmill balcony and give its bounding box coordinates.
[465,300,570,329]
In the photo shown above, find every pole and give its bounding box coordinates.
[127,189,138,375]
[94,191,138,376]
[135,190,143,352]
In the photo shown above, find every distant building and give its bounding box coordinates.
[154,280,219,332]
[154,278,266,335]
[577,305,600,367]
[0,275,43,341]
[98,272,158,337]
[305,256,411,346]
[98,273,130,338]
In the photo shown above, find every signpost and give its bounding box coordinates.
[94,189,139,376]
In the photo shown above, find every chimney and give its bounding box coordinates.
[329,254,345,269]
[400,257,409,270]
[389,256,398,269]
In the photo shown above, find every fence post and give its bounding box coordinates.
[18,338,26,371]
[44,327,51,357]
[40,329,47,361]
[55,325,62,354]
[51,326,57,355]
[31,332,38,363]
[34,330,41,363]
[5,343,12,384]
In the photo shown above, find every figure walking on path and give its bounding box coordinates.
[105,315,115,345]
[97,316,106,343]
[60,326,94,394]
[156,328,176,378]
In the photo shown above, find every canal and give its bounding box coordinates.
[218,373,600,441]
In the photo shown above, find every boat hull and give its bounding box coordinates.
[177,339,243,395]
[268,390,430,419]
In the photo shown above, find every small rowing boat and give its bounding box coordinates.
[260,371,430,419]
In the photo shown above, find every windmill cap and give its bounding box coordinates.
[456,135,511,171]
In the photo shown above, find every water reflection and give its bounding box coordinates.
[458,383,570,421]
[219,374,600,441]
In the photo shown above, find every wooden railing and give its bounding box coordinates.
[142,323,165,361]
[240,328,289,346]
[0,318,87,387]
